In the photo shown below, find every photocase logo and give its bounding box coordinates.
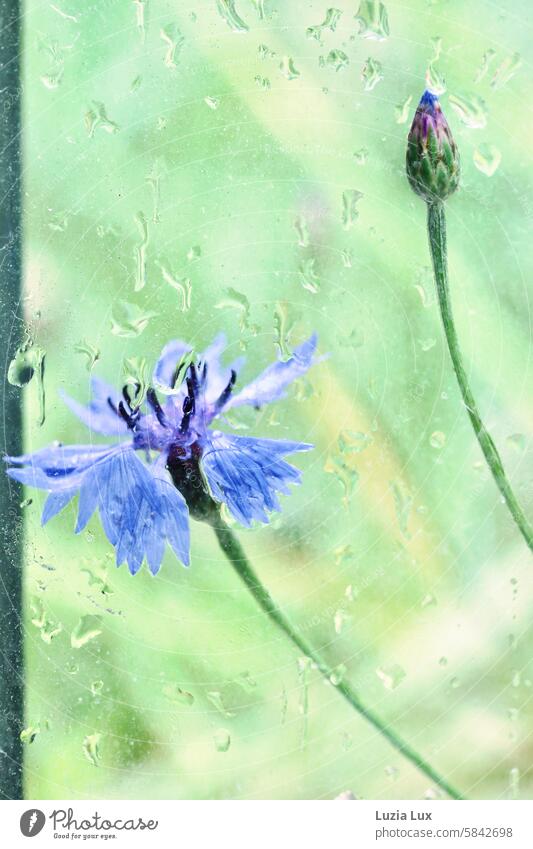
[20,809,46,837]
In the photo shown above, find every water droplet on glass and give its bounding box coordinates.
[339,429,372,455]
[425,63,446,95]
[448,93,488,129]
[74,339,100,371]
[207,690,237,718]
[204,95,220,110]
[133,212,148,292]
[71,614,102,649]
[146,159,165,224]
[506,433,526,452]
[391,480,412,538]
[298,656,312,748]
[294,214,310,247]
[419,337,436,352]
[385,765,399,780]
[91,680,104,696]
[334,609,350,634]
[156,260,192,311]
[511,670,521,688]
[473,144,501,177]
[298,257,321,294]
[509,767,520,799]
[330,663,347,685]
[341,249,353,267]
[354,147,368,165]
[216,0,249,32]
[474,49,496,83]
[335,790,357,800]
[438,656,448,667]
[429,430,446,449]
[130,75,142,92]
[254,74,271,90]
[491,52,521,89]
[306,8,342,41]
[326,49,349,72]
[215,287,253,331]
[20,725,40,744]
[273,301,295,362]
[324,454,359,506]
[8,337,46,426]
[85,101,119,137]
[354,0,389,40]
[83,733,101,767]
[214,728,231,752]
[341,731,353,751]
[376,664,406,690]
[162,683,194,706]
[279,56,300,80]
[449,676,460,689]
[421,593,437,609]
[160,25,184,70]
[361,57,383,90]
[20,497,33,508]
[234,671,257,693]
[258,43,275,60]
[395,94,412,124]
[122,356,148,407]
[342,189,363,230]
[111,300,156,337]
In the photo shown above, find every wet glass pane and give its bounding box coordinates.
[0,0,532,801]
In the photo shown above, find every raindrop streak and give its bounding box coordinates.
[342,189,363,229]
[473,144,501,177]
[156,260,192,311]
[306,8,342,41]
[395,94,412,124]
[160,25,184,69]
[134,212,148,292]
[71,615,102,649]
[361,57,383,90]
[279,56,300,80]
[111,301,156,338]
[214,728,231,752]
[325,50,349,72]
[354,0,390,41]
[448,93,488,129]
[280,685,288,725]
[85,101,119,137]
[294,214,310,247]
[491,53,521,89]
[391,480,412,538]
[298,257,320,294]
[298,657,311,749]
[250,0,265,20]
[376,664,406,691]
[83,733,101,767]
[216,0,249,32]
[8,339,46,426]
[273,301,294,362]
[74,339,100,372]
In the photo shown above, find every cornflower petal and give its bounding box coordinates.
[60,378,129,436]
[225,334,317,410]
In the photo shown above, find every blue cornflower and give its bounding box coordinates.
[6,334,317,575]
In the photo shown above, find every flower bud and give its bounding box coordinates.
[406,90,460,203]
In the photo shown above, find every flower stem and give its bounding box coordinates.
[211,518,464,800]
[427,201,533,551]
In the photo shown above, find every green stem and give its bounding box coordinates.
[212,517,465,800]
[427,201,533,551]
[0,0,24,799]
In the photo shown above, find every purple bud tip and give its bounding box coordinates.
[419,89,439,111]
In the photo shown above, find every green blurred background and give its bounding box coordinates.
[18,0,532,799]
